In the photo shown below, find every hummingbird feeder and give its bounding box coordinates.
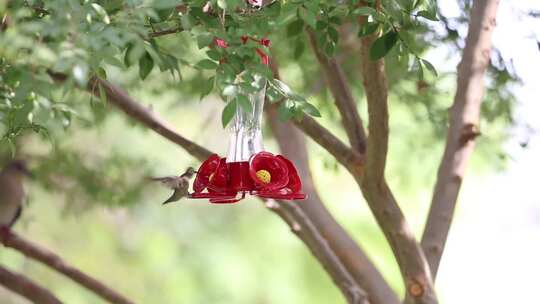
[189,37,306,204]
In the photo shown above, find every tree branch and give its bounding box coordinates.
[0,265,63,304]
[49,71,385,303]
[266,199,368,304]
[2,232,135,304]
[356,2,437,303]
[48,71,213,162]
[267,53,365,176]
[306,29,367,154]
[267,106,399,304]
[149,27,183,38]
[421,0,500,279]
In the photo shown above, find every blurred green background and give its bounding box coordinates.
[1,1,539,304]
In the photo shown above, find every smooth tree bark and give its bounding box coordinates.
[303,1,437,302]
[357,21,438,304]
[267,56,399,304]
[0,265,63,304]
[422,0,500,279]
[2,232,135,304]
[307,28,367,154]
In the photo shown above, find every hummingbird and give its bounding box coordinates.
[150,167,197,205]
[0,160,32,243]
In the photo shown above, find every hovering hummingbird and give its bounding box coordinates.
[0,160,32,242]
[150,167,197,205]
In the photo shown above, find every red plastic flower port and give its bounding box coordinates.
[190,154,238,203]
[193,154,220,192]
[256,154,306,200]
[249,152,289,191]
[189,152,306,204]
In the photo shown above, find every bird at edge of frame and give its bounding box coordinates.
[149,167,197,205]
[0,160,32,244]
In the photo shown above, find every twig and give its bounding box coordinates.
[421,0,500,279]
[149,27,183,38]
[306,29,367,154]
[2,232,135,304]
[0,265,63,304]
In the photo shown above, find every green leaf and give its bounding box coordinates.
[200,76,215,100]
[270,79,294,97]
[91,3,110,24]
[416,58,424,80]
[196,59,218,70]
[197,33,214,49]
[300,8,317,29]
[413,0,425,9]
[369,31,399,60]
[287,19,304,37]
[124,43,145,68]
[417,10,439,21]
[217,0,227,9]
[294,40,305,59]
[324,41,336,57]
[96,67,107,79]
[328,26,339,43]
[236,95,252,114]
[98,83,107,104]
[206,49,221,61]
[358,22,379,37]
[277,100,295,121]
[222,100,237,127]
[300,102,321,117]
[421,59,438,76]
[353,7,377,16]
[139,52,154,80]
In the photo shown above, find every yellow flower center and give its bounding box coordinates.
[256,169,271,184]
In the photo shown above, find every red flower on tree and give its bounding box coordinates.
[214,38,228,48]
[260,38,271,47]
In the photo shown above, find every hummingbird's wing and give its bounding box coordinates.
[162,179,190,205]
[8,206,22,228]
[150,176,180,189]
[162,189,183,205]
